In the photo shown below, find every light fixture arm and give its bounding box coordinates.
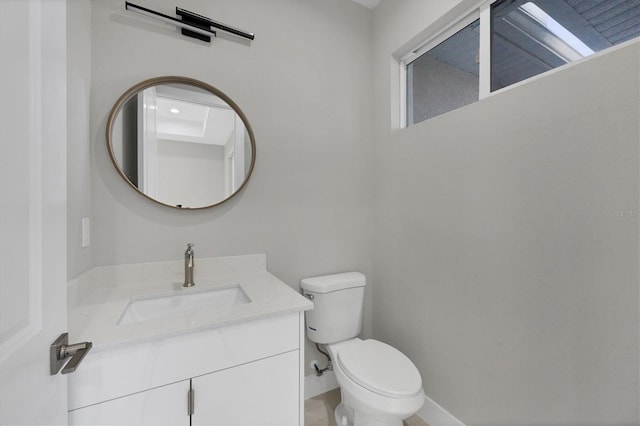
[124,2,255,43]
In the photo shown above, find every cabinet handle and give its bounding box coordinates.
[187,387,195,416]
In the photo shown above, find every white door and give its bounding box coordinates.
[0,0,69,424]
[139,88,159,198]
[232,115,245,192]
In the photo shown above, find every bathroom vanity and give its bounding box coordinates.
[67,254,312,425]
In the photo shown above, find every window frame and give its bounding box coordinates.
[397,0,640,128]
[398,0,495,128]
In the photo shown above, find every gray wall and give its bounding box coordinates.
[67,0,93,279]
[88,0,373,376]
[74,1,639,420]
[373,1,639,425]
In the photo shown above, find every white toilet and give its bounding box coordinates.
[301,272,424,426]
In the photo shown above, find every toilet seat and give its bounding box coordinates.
[336,339,422,398]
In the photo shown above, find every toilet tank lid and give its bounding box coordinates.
[300,272,366,293]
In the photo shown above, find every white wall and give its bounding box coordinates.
[156,140,225,207]
[67,0,92,278]
[88,0,373,375]
[372,1,639,424]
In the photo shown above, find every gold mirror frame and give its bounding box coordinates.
[106,76,256,210]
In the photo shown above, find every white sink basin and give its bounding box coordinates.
[118,285,250,325]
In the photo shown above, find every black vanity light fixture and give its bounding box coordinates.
[124,1,255,43]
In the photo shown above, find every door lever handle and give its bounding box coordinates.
[60,341,93,374]
[50,333,93,375]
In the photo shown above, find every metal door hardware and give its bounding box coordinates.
[187,387,195,416]
[50,333,93,375]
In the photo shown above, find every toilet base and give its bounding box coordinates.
[335,397,405,426]
[334,403,353,426]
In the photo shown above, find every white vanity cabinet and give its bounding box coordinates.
[191,350,299,425]
[68,312,305,426]
[68,379,188,425]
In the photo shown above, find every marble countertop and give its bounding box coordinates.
[68,254,313,351]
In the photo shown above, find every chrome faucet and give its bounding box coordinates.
[183,243,195,287]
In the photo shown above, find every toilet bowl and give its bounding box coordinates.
[300,272,424,426]
[328,338,424,426]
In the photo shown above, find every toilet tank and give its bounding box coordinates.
[300,272,365,344]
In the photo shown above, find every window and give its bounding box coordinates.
[402,0,640,126]
[492,0,640,91]
[406,19,480,125]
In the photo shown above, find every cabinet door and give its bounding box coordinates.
[68,380,189,426]
[192,351,299,426]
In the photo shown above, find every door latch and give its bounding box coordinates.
[50,333,92,375]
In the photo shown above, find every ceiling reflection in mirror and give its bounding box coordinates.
[107,77,255,209]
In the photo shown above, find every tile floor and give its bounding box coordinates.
[305,388,429,426]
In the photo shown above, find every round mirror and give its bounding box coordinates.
[106,76,256,209]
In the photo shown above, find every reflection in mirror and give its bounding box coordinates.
[107,78,255,209]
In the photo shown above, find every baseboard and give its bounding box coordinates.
[304,371,339,399]
[416,393,465,426]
